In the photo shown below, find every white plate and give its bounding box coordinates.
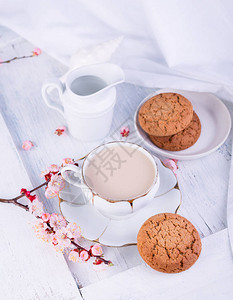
[134,88,231,160]
[59,156,181,247]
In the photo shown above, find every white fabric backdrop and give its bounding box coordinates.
[1,0,233,95]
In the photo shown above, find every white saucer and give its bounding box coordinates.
[59,156,181,247]
[134,88,231,160]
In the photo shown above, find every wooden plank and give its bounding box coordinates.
[81,228,233,300]
[0,113,82,299]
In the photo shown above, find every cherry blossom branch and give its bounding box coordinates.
[1,55,34,64]
[0,48,42,65]
[13,201,29,211]
[0,181,47,203]
[0,159,113,267]
[0,191,112,266]
[71,240,113,266]
[0,158,77,204]
[0,198,28,211]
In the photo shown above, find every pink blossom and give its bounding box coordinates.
[22,140,34,150]
[40,169,49,178]
[54,227,71,250]
[66,222,81,239]
[34,218,47,232]
[54,126,66,136]
[121,126,130,137]
[163,159,178,175]
[62,158,74,166]
[47,164,60,173]
[41,213,50,223]
[52,234,59,246]
[49,213,67,231]
[28,197,44,217]
[45,188,58,199]
[39,230,51,243]
[33,219,51,242]
[32,48,42,56]
[68,250,80,263]
[48,174,65,192]
[54,244,66,253]
[0,59,3,65]
[93,262,108,272]
[91,244,103,256]
[45,174,65,199]
[80,250,89,261]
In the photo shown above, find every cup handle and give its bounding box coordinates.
[61,164,86,189]
[42,78,65,116]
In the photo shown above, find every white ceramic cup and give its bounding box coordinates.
[42,63,124,141]
[60,142,160,219]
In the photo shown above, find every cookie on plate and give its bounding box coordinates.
[138,93,193,136]
[137,213,202,273]
[149,111,201,151]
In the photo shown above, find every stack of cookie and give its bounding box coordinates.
[138,93,201,151]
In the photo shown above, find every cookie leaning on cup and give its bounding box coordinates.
[137,213,202,273]
[149,111,201,151]
[138,93,193,136]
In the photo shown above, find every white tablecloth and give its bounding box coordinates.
[1,2,233,298]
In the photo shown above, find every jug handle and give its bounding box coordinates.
[42,78,65,116]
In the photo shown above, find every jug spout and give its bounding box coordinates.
[100,63,125,88]
[68,63,125,96]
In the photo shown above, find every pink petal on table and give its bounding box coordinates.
[22,140,34,150]
[120,126,130,137]
[54,126,66,136]
[163,159,178,174]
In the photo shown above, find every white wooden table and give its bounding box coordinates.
[0,25,232,299]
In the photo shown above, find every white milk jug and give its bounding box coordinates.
[42,63,124,141]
